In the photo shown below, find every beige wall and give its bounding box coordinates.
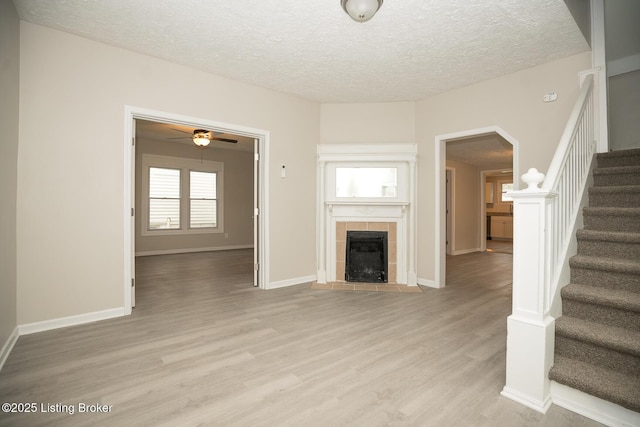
[446,160,481,253]
[416,51,591,282]
[17,22,319,324]
[135,139,254,254]
[321,102,415,144]
[0,0,20,349]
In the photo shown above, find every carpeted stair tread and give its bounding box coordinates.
[562,283,640,314]
[575,229,640,261]
[552,147,640,412]
[555,316,640,357]
[576,229,640,244]
[549,355,640,412]
[582,207,640,233]
[588,185,640,207]
[596,148,640,168]
[589,185,640,194]
[582,207,640,217]
[593,165,640,176]
[597,148,640,159]
[570,255,640,276]
[593,166,640,186]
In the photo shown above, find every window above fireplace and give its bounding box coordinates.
[325,161,409,203]
[336,167,398,198]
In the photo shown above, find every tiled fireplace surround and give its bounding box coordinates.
[336,221,397,283]
[317,143,418,286]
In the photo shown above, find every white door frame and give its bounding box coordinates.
[434,125,519,289]
[123,106,270,314]
[445,167,454,255]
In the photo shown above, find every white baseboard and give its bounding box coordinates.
[501,386,552,414]
[269,275,316,290]
[19,307,126,335]
[551,381,640,427]
[417,277,439,288]
[136,245,253,257]
[451,248,482,256]
[0,326,19,372]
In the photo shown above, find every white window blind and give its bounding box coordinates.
[141,154,224,236]
[149,167,180,229]
[190,171,217,228]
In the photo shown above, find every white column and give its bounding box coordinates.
[408,159,417,285]
[317,160,327,283]
[501,168,557,413]
[591,0,608,153]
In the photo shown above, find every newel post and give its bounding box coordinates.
[501,168,557,413]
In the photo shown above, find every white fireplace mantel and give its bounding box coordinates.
[317,144,418,285]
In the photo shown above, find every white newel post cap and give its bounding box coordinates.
[521,168,545,190]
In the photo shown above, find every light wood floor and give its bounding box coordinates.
[0,249,602,426]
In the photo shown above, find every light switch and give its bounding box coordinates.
[281,164,286,178]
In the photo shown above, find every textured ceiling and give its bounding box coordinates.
[447,133,513,170]
[135,120,255,152]
[13,0,589,103]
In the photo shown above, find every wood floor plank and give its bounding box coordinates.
[0,249,603,426]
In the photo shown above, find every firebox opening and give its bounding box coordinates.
[345,231,388,283]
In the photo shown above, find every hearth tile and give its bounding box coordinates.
[309,282,422,294]
[388,223,397,243]
[378,285,401,292]
[388,263,397,283]
[310,282,333,290]
[367,222,388,231]
[336,241,346,262]
[336,262,345,280]
[399,285,423,293]
[346,222,367,231]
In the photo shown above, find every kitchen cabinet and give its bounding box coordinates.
[485,182,494,203]
[490,216,513,239]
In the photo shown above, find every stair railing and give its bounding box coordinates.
[501,70,599,412]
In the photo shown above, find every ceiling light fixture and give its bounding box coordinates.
[192,129,211,147]
[341,0,383,23]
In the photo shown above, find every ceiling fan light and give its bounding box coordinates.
[193,137,210,147]
[192,131,211,147]
[341,0,383,23]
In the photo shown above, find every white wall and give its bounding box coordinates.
[0,0,20,357]
[17,22,319,324]
[416,52,591,283]
[135,139,254,255]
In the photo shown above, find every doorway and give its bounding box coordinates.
[123,106,270,314]
[482,169,514,254]
[435,126,518,288]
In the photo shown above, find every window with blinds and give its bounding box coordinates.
[190,171,217,228]
[149,167,181,230]
[141,154,224,236]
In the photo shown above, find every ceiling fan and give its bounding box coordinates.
[168,128,238,147]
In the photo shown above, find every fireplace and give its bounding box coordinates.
[345,231,388,283]
[316,143,418,286]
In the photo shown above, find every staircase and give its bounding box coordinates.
[549,148,640,413]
